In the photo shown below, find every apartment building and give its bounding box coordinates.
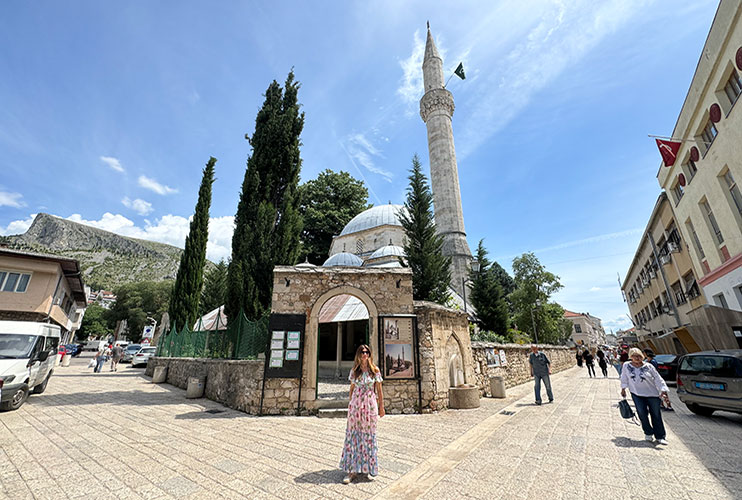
[563,310,606,347]
[657,0,742,311]
[0,248,87,340]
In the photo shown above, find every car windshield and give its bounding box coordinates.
[679,355,742,377]
[0,334,40,359]
[143,348,156,353]
[654,355,676,363]
[126,345,141,352]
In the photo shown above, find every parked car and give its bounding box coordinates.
[654,354,679,382]
[84,340,107,352]
[676,350,742,416]
[0,321,61,411]
[131,347,157,367]
[65,344,83,357]
[121,344,142,363]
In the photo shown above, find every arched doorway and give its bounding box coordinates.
[317,294,370,399]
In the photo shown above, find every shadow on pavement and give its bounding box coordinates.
[28,385,190,407]
[294,469,347,485]
[611,437,658,449]
[175,409,249,420]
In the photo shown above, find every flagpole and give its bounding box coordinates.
[648,134,711,147]
[444,73,454,88]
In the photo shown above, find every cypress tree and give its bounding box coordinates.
[168,157,216,330]
[469,240,508,334]
[226,72,304,321]
[398,154,451,304]
[199,260,228,316]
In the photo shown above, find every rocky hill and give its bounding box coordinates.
[1,213,198,290]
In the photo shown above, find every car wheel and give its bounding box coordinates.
[687,403,715,417]
[33,374,51,394]
[1,384,29,411]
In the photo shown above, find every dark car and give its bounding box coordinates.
[676,350,742,416]
[654,354,679,382]
[64,344,82,357]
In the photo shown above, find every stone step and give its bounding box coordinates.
[315,398,349,409]
[317,408,348,418]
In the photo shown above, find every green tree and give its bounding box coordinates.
[298,169,370,264]
[226,72,304,321]
[108,281,173,341]
[199,259,228,316]
[509,252,566,344]
[169,157,216,330]
[469,240,508,335]
[76,303,110,340]
[398,154,451,304]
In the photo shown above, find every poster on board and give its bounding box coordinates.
[486,348,500,367]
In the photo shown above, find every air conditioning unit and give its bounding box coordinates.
[659,254,671,265]
[668,241,680,253]
[649,269,657,279]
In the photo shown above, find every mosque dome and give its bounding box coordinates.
[323,252,363,267]
[369,244,405,260]
[339,204,407,236]
[296,257,316,268]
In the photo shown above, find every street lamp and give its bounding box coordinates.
[530,301,542,344]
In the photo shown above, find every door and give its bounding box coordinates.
[27,336,45,386]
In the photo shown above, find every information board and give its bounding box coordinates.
[264,313,305,379]
[380,316,417,380]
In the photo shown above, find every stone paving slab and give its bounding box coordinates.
[1,356,740,499]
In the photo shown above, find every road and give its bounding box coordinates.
[1,354,740,499]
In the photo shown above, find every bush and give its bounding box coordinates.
[471,329,507,344]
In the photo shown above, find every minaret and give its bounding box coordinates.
[419,24,473,299]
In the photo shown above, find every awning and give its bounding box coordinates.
[318,294,369,323]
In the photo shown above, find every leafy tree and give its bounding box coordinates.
[169,157,216,330]
[199,259,228,316]
[108,281,173,341]
[226,72,304,321]
[491,261,515,296]
[298,169,370,264]
[469,240,508,335]
[76,303,110,340]
[398,154,451,304]
[509,252,566,344]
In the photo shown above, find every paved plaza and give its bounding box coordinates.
[1,355,741,500]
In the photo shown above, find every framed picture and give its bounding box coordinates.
[287,331,300,341]
[269,357,283,368]
[272,330,285,341]
[271,339,284,350]
[285,350,299,361]
[486,348,500,367]
[498,349,507,366]
[287,339,300,349]
[384,343,414,378]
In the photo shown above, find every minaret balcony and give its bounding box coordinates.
[420,88,455,123]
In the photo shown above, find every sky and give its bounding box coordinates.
[0,1,721,333]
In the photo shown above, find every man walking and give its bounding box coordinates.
[110,344,124,372]
[529,345,553,405]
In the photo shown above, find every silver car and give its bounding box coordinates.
[676,350,742,416]
[131,347,157,367]
[121,344,141,363]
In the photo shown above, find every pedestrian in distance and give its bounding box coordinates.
[529,344,553,405]
[583,349,596,378]
[620,348,669,445]
[93,349,107,373]
[575,349,583,367]
[110,344,124,372]
[597,348,608,377]
[617,348,629,377]
[644,349,658,369]
[340,344,384,484]
[609,349,621,376]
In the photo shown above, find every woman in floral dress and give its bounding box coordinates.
[340,344,385,484]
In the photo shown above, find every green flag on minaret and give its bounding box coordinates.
[454,62,465,80]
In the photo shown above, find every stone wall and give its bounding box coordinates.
[145,357,303,416]
[470,343,573,396]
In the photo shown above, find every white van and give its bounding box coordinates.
[0,321,61,411]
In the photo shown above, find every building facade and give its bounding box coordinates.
[0,248,87,341]
[657,0,742,311]
[621,193,706,344]
[563,310,606,347]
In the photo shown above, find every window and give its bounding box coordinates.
[574,324,582,333]
[671,182,684,204]
[714,293,729,309]
[0,271,31,293]
[686,219,705,260]
[700,120,718,150]
[685,160,698,181]
[723,69,742,107]
[679,355,742,377]
[701,200,724,244]
[722,170,742,216]
[355,239,364,255]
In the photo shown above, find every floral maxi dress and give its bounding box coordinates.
[339,369,383,476]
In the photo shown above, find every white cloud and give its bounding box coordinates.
[121,197,154,216]
[0,214,35,235]
[397,29,426,113]
[603,315,633,333]
[532,228,643,255]
[100,156,124,173]
[138,175,178,195]
[342,133,393,184]
[589,286,601,292]
[0,190,26,208]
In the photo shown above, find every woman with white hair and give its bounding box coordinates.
[620,347,669,445]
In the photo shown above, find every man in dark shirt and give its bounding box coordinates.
[529,345,553,405]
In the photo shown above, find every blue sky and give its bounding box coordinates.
[0,1,720,332]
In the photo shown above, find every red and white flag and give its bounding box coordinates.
[655,139,681,166]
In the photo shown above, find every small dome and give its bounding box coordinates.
[323,252,363,267]
[296,258,316,268]
[365,261,403,268]
[369,245,405,260]
[339,204,407,236]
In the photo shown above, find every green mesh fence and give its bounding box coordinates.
[157,310,270,360]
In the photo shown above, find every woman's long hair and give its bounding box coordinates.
[351,344,378,380]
